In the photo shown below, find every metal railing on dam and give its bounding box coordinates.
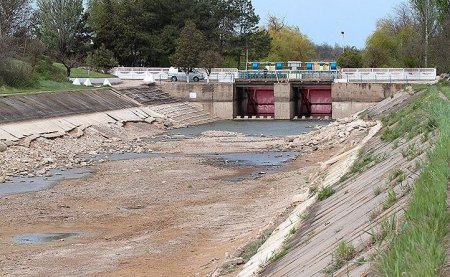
[111,67,239,82]
[110,67,437,83]
[237,70,338,82]
[339,68,437,83]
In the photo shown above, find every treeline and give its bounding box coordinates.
[1,0,449,89]
[88,0,271,68]
[343,0,450,72]
[0,0,273,86]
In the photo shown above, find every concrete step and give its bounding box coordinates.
[117,86,178,105]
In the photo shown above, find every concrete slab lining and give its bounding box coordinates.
[0,89,139,124]
[0,107,165,141]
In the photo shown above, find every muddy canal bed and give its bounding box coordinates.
[1,118,369,277]
[1,119,319,199]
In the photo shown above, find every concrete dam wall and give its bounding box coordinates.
[331,83,406,118]
[159,82,405,120]
[0,82,406,127]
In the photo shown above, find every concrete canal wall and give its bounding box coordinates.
[159,82,404,120]
[331,83,406,118]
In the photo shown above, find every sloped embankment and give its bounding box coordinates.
[0,87,219,148]
[0,89,139,124]
[239,84,450,276]
[376,83,450,276]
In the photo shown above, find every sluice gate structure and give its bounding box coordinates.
[121,67,437,120]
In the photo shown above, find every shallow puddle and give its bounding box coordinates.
[207,151,299,182]
[168,120,330,138]
[80,152,184,162]
[14,233,79,244]
[0,168,91,198]
[216,152,298,167]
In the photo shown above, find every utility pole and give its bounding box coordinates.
[246,49,249,70]
[341,31,345,54]
[424,0,430,67]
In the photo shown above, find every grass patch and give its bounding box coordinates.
[356,256,366,265]
[324,241,356,274]
[317,186,335,201]
[241,232,270,263]
[349,151,376,174]
[373,186,383,196]
[389,168,406,183]
[0,80,98,95]
[376,82,450,276]
[267,228,297,264]
[268,244,291,263]
[401,144,423,161]
[369,208,382,221]
[298,212,310,221]
[382,189,397,210]
[54,63,115,78]
[380,86,438,143]
[367,215,399,246]
[340,151,388,183]
[0,59,102,95]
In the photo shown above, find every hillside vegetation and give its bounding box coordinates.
[0,60,109,95]
[377,82,450,276]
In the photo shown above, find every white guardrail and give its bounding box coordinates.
[237,70,338,81]
[111,67,437,83]
[339,68,437,82]
[111,67,239,83]
[112,67,170,80]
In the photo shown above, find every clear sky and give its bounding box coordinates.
[253,0,405,49]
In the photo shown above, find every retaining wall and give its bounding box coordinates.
[331,83,406,118]
[158,83,234,119]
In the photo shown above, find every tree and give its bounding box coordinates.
[199,50,224,83]
[170,21,206,82]
[266,17,316,62]
[315,43,341,61]
[0,0,32,38]
[87,0,269,68]
[337,47,363,68]
[410,0,439,66]
[246,29,272,62]
[36,0,89,76]
[87,44,118,72]
[223,0,262,67]
[430,17,450,72]
[363,29,399,67]
[0,0,33,62]
[436,0,450,22]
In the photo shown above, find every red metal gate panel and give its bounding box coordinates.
[246,87,275,115]
[302,86,332,115]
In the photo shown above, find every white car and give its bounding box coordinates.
[168,67,205,82]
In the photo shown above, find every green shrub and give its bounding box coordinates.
[86,44,118,72]
[382,189,397,210]
[0,59,38,88]
[389,168,406,183]
[324,241,356,274]
[317,187,335,201]
[34,58,66,82]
